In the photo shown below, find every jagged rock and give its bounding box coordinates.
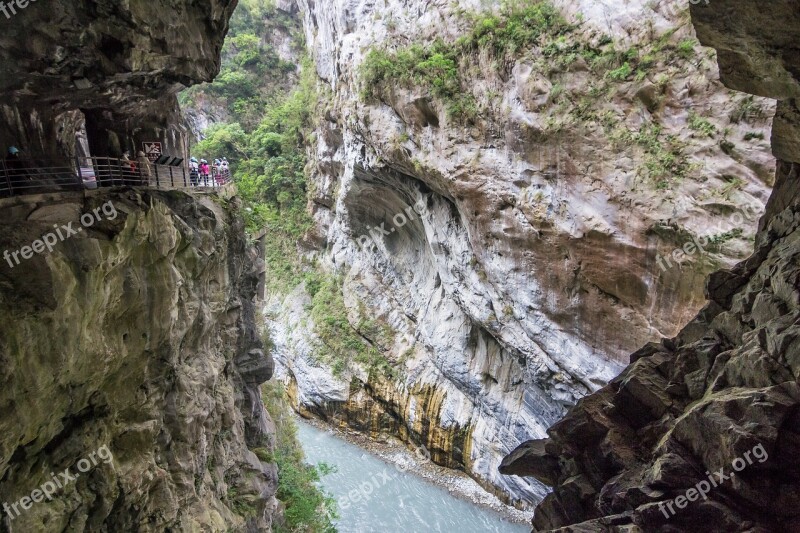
[0,0,237,160]
[499,439,560,485]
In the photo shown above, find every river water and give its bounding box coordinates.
[296,419,530,533]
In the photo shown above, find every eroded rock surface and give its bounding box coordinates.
[0,190,277,532]
[503,1,800,529]
[0,0,237,160]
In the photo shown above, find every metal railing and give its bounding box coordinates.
[0,157,231,198]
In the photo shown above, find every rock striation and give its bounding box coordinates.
[501,1,800,530]
[267,0,776,507]
[0,190,277,532]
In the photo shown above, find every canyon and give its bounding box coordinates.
[0,0,795,531]
[251,0,778,510]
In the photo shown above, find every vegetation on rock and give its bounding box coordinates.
[305,272,396,379]
[358,1,748,190]
[261,380,338,532]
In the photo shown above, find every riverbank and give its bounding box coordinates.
[298,415,534,525]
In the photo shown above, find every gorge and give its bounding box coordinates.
[0,0,797,531]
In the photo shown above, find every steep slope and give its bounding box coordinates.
[263,0,776,507]
[501,1,800,530]
[0,190,277,531]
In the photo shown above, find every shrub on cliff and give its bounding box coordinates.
[261,381,338,532]
[360,1,570,121]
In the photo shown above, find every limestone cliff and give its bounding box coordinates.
[0,190,277,531]
[264,0,776,507]
[500,1,800,530]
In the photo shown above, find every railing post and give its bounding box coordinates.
[182,165,187,187]
[154,163,160,187]
[75,157,83,188]
[112,157,117,186]
[1,159,10,197]
[169,166,174,187]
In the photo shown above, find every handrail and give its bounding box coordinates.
[0,156,231,198]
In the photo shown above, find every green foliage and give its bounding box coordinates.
[729,95,767,124]
[193,123,249,165]
[720,138,735,155]
[239,68,318,290]
[613,121,689,189]
[192,75,316,281]
[744,131,765,141]
[676,38,696,59]
[458,1,571,57]
[607,61,632,80]
[305,272,395,379]
[549,83,564,101]
[192,53,319,292]
[185,1,327,294]
[181,0,301,129]
[226,487,258,518]
[688,111,716,137]
[360,1,570,121]
[718,175,745,198]
[707,228,744,251]
[261,381,338,533]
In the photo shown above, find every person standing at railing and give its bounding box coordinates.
[199,159,210,186]
[121,151,138,186]
[220,158,229,183]
[136,151,151,185]
[213,158,221,185]
[189,157,199,186]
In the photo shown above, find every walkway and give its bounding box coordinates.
[0,157,231,197]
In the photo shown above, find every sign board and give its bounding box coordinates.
[142,142,163,163]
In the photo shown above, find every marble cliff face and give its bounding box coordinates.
[262,0,777,507]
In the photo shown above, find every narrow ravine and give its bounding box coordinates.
[296,419,529,532]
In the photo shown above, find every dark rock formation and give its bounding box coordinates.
[0,189,277,531]
[0,0,238,160]
[501,1,800,530]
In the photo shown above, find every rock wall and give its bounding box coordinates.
[0,0,238,161]
[501,1,800,530]
[268,0,776,507]
[0,190,277,532]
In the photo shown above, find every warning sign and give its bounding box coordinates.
[142,142,162,163]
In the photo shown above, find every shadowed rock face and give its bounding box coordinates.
[501,2,800,530]
[0,190,276,531]
[0,0,238,159]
